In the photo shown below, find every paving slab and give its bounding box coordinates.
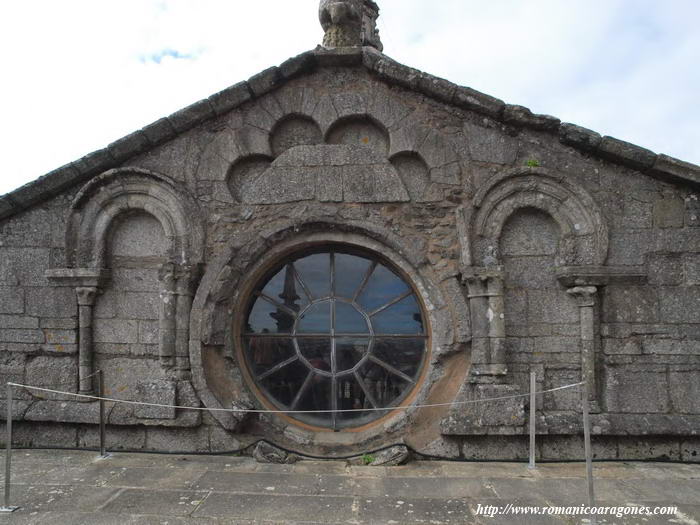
[105,466,209,490]
[100,488,209,517]
[1,451,699,524]
[2,484,120,513]
[191,471,320,495]
[192,493,355,522]
[379,476,496,500]
[357,496,473,524]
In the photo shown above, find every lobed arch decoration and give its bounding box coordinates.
[66,167,204,268]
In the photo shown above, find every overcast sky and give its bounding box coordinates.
[1,0,698,196]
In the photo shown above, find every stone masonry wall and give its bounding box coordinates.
[1,55,698,460]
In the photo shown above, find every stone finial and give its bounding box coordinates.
[319,0,383,51]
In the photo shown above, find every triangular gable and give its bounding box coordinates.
[1,46,698,221]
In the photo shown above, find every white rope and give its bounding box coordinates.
[7,381,584,415]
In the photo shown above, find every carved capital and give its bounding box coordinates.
[159,262,178,287]
[567,286,598,307]
[75,286,99,306]
[461,266,504,296]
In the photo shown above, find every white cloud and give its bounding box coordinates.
[0,0,698,195]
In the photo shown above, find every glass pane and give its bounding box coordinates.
[261,264,305,313]
[245,337,296,378]
[295,253,330,300]
[335,301,369,334]
[298,338,332,373]
[336,376,373,425]
[372,294,424,335]
[357,359,411,408]
[357,264,409,312]
[336,337,369,372]
[372,338,426,381]
[259,358,308,409]
[246,296,294,334]
[335,253,372,299]
[296,375,333,427]
[297,302,331,333]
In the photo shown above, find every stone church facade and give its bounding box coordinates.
[1,1,698,461]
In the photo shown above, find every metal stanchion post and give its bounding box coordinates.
[528,370,536,469]
[96,371,110,460]
[582,382,596,525]
[2,383,19,512]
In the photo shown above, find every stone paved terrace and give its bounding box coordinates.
[1,451,699,524]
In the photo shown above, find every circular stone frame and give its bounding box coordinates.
[189,223,457,452]
[237,244,430,432]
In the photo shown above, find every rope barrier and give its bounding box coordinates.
[6,381,584,415]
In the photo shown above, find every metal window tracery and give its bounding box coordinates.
[242,247,428,430]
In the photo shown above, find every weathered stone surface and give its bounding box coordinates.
[597,136,657,170]
[209,81,252,116]
[0,286,24,314]
[253,441,299,464]
[659,287,700,323]
[2,21,700,461]
[442,384,525,435]
[653,195,685,228]
[25,355,78,399]
[453,87,505,119]
[168,99,215,133]
[141,118,177,146]
[248,66,282,97]
[279,51,317,80]
[25,400,100,423]
[134,380,177,419]
[652,154,700,185]
[603,366,670,414]
[503,105,560,131]
[463,121,518,164]
[558,122,602,151]
[25,287,77,318]
[108,130,150,162]
[369,445,410,466]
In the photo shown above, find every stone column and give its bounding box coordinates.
[75,286,99,394]
[567,286,600,411]
[159,263,177,369]
[174,265,195,379]
[462,267,507,381]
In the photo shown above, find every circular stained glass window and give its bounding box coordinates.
[241,246,428,430]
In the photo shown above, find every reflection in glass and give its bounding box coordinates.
[372,295,424,335]
[297,302,331,333]
[247,297,294,334]
[298,338,332,372]
[335,254,372,299]
[259,359,308,408]
[245,337,296,377]
[335,301,369,334]
[336,337,369,372]
[295,253,330,299]
[242,246,427,430]
[357,265,409,311]
[373,338,425,381]
[295,375,333,427]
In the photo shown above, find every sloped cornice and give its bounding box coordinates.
[1,46,698,221]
